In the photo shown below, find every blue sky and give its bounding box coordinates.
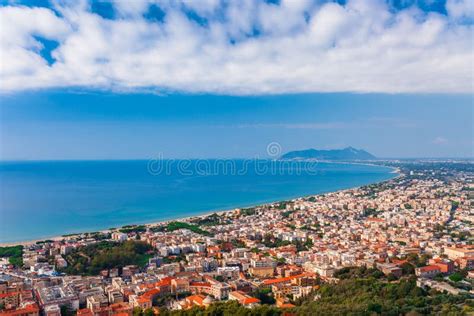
[0,0,472,159]
[1,91,472,159]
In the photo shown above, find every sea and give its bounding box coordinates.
[0,160,396,243]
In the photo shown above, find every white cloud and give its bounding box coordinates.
[446,0,474,21]
[229,122,348,129]
[0,0,472,94]
[432,136,448,144]
[216,117,415,129]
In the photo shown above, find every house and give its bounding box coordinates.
[261,273,307,289]
[209,281,231,300]
[111,232,128,242]
[415,265,441,278]
[457,257,474,270]
[86,294,108,311]
[444,246,474,260]
[178,295,214,309]
[0,303,40,316]
[377,263,403,278]
[129,295,151,310]
[228,291,260,308]
[428,258,454,274]
[43,305,61,316]
[275,297,296,309]
[248,266,274,278]
[0,292,20,309]
[171,279,190,294]
[76,308,93,316]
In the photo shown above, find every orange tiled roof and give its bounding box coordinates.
[418,265,440,272]
[142,288,160,299]
[139,277,174,291]
[110,303,131,311]
[242,297,260,305]
[391,259,408,266]
[0,303,39,316]
[186,294,205,306]
[190,282,211,288]
[0,292,20,299]
[367,217,385,222]
[157,277,173,286]
[139,283,155,290]
[76,308,93,316]
[262,273,306,285]
[123,289,134,296]
[136,296,152,304]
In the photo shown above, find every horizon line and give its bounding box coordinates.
[1,157,473,163]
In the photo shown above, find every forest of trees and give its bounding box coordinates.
[294,277,472,315]
[0,245,23,267]
[150,222,212,236]
[59,240,152,275]
[159,300,281,316]
[156,277,473,315]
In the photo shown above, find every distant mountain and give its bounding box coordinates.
[280,147,376,160]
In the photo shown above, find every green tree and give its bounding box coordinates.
[448,272,463,282]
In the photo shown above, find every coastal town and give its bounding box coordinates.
[0,161,473,315]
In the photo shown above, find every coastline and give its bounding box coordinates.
[0,163,401,247]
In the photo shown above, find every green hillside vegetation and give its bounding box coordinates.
[191,213,230,226]
[152,222,212,236]
[334,266,385,279]
[159,300,281,316]
[119,225,147,234]
[0,245,23,267]
[157,277,473,315]
[59,240,152,275]
[296,277,472,315]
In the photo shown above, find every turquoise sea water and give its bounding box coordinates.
[0,160,395,243]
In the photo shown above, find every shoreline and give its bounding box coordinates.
[0,163,400,247]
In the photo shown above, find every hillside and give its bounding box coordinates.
[280,147,376,160]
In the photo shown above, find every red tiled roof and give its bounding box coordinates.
[391,259,408,266]
[77,308,93,316]
[136,296,151,304]
[0,303,39,316]
[109,303,132,315]
[418,265,440,272]
[242,297,260,305]
[142,288,160,299]
[157,277,173,286]
[0,292,20,299]
[262,273,306,285]
[190,282,211,288]
[140,277,174,290]
[186,294,205,306]
[367,217,384,222]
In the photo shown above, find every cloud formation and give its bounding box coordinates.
[432,136,448,144]
[0,0,472,94]
[221,122,349,129]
